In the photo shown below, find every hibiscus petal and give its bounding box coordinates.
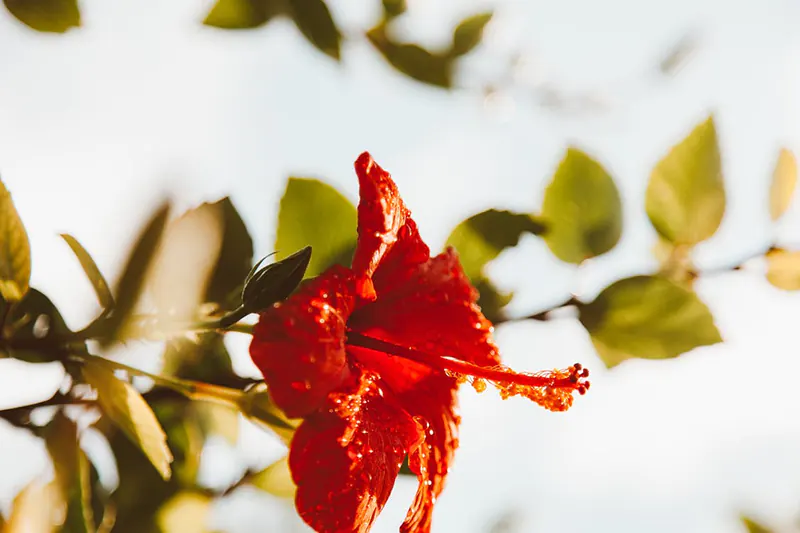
[290,370,423,533]
[349,248,500,394]
[250,265,356,419]
[352,152,429,300]
[399,375,460,533]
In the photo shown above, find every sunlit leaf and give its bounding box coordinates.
[203,0,279,29]
[82,359,173,480]
[287,0,341,60]
[542,148,623,263]
[3,481,57,533]
[193,403,239,446]
[0,178,31,302]
[765,248,800,291]
[741,516,773,533]
[43,412,95,533]
[205,198,254,309]
[3,0,79,33]
[579,275,721,368]
[156,492,211,533]
[646,116,725,245]
[250,456,295,498]
[102,203,169,346]
[60,234,114,310]
[148,201,224,323]
[451,12,492,57]
[367,24,453,88]
[769,148,797,221]
[275,177,356,278]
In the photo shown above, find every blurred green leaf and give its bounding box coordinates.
[381,0,406,19]
[765,248,800,291]
[192,402,239,446]
[102,203,169,347]
[6,288,74,363]
[769,148,797,221]
[60,234,114,311]
[646,116,725,245]
[741,516,773,533]
[579,275,721,368]
[203,0,279,29]
[250,456,295,498]
[451,12,492,57]
[276,177,356,277]
[82,359,173,480]
[3,0,79,33]
[148,202,224,323]
[43,412,95,533]
[542,148,622,264]
[240,383,299,444]
[156,492,211,533]
[367,24,453,88]
[205,198,254,309]
[0,178,31,302]
[445,209,544,321]
[287,0,341,60]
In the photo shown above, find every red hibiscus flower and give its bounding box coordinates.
[250,153,590,533]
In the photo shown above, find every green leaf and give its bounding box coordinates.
[769,148,797,221]
[82,359,173,480]
[445,209,544,321]
[156,492,211,533]
[765,248,800,291]
[0,178,31,302]
[192,403,239,446]
[203,0,279,29]
[275,177,356,278]
[287,0,341,60]
[101,202,169,346]
[60,234,114,311]
[579,275,721,368]
[205,198,254,309]
[741,516,773,533]
[451,12,493,57]
[367,24,453,88]
[250,456,295,498]
[542,148,623,264]
[5,288,74,363]
[240,383,299,445]
[646,116,725,245]
[43,412,95,533]
[3,0,79,33]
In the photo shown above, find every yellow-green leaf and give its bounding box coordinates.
[250,456,295,498]
[193,403,239,446]
[367,24,453,88]
[156,492,211,533]
[102,202,169,346]
[82,359,173,480]
[60,234,114,310]
[646,116,725,245]
[765,248,800,291]
[451,12,492,57]
[769,148,797,221]
[3,0,79,33]
[43,412,95,533]
[287,0,341,60]
[741,516,773,533]
[275,178,356,278]
[542,148,623,264]
[203,0,279,29]
[0,179,31,302]
[3,481,57,533]
[579,275,722,368]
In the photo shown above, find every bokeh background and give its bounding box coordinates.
[2,0,800,532]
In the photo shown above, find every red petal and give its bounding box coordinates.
[399,375,460,533]
[290,370,423,533]
[349,249,501,394]
[352,153,429,300]
[250,266,356,419]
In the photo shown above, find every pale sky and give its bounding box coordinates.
[1,0,800,532]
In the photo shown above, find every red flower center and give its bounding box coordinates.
[346,330,590,412]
